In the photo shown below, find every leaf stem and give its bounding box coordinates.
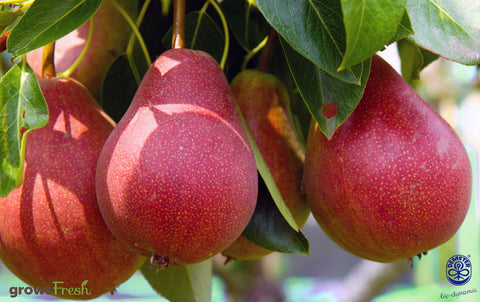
[40,42,55,78]
[241,35,268,71]
[207,0,229,70]
[192,1,210,49]
[172,0,186,49]
[57,18,94,78]
[112,0,152,67]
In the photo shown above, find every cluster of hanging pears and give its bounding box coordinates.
[0,2,260,300]
[0,0,474,299]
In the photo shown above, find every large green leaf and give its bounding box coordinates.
[0,10,23,34]
[255,0,362,84]
[406,0,480,65]
[339,0,407,69]
[101,53,147,122]
[7,0,102,57]
[281,38,371,138]
[140,259,212,302]
[242,174,309,255]
[390,9,414,43]
[0,60,48,197]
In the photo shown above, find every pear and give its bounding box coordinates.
[303,55,472,262]
[305,56,472,262]
[0,77,145,299]
[95,48,258,266]
[26,0,136,100]
[223,69,310,260]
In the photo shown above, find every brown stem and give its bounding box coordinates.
[41,42,56,78]
[172,0,186,49]
[257,30,278,73]
[339,259,411,302]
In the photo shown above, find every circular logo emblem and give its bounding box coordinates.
[446,254,472,286]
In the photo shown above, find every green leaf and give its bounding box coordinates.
[390,9,414,43]
[397,39,424,83]
[339,0,407,70]
[7,0,102,57]
[255,0,362,84]
[397,39,439,82]
[102,50,149,122]
[0,60,48,197]
[0,10,23,30]
[281,38,371,138]
[406,0,480,65]
[162,12,224,63]
[242,175,309,255]
[141,259,212,302]
[220,0,270,52]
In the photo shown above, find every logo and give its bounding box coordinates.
[9,280,91,298]
[446,254,472,286]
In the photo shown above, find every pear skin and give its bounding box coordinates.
[223,70,310,260]
[304,55,472,262]
[95,49,258,266]
[26,0,137,100]
[0,77,145,299]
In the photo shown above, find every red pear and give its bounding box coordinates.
[304,55,472,262]
[95,48,258,267]
[223,69,310,259]
[26,0,136,100]
[0,77,145,299]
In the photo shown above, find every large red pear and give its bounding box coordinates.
[95,48,258,266]
[0,78,145,299]
[304,55,472,262]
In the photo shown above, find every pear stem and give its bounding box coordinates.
[257,30,278,73]
[41,42,56,78]
[172,0,186,49]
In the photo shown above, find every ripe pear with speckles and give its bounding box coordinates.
[304,55,472,263]
[0,77,145,299]
[95,48,258,266]
[222,70,310,260]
